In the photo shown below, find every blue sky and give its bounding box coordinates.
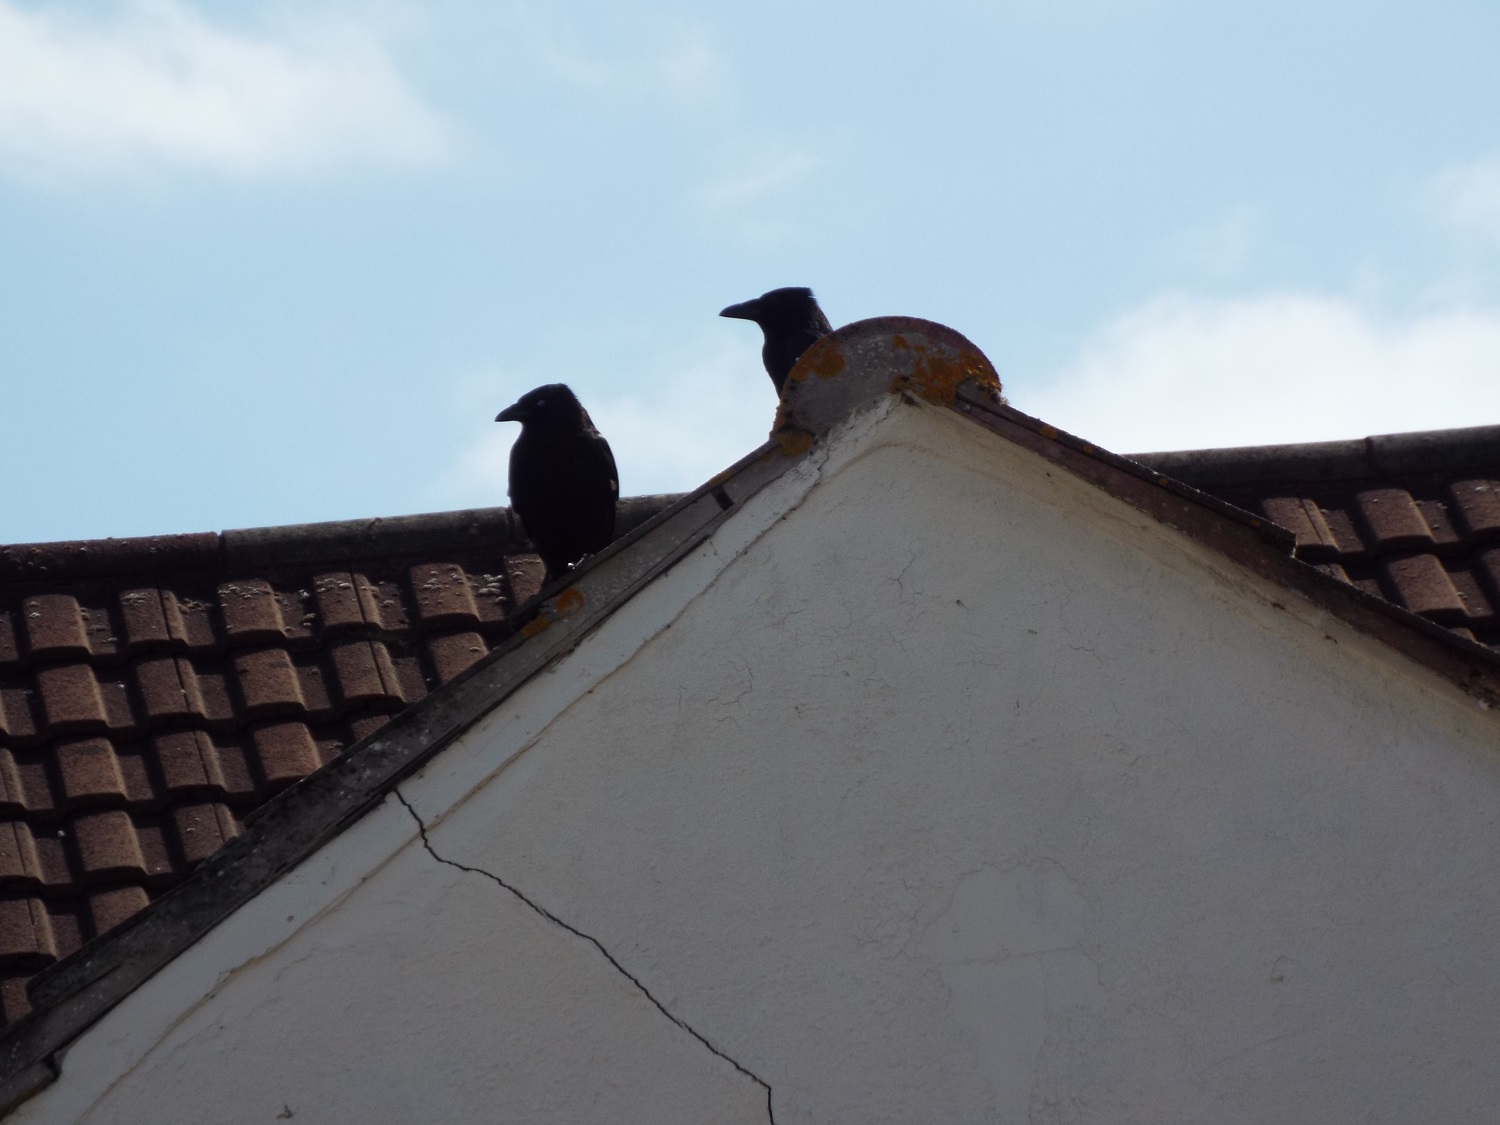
[5,0,1500,544]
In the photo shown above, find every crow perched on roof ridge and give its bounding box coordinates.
[495,384,618,583]
[720,286,833,394]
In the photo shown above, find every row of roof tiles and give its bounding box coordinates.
[0,499,679,1030]
[1137,426,1500,649]
[0,563,527,668]
[1258,482,1500,559]
[1,633,490,747]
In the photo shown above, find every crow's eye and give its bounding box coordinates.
[535,399,547,408]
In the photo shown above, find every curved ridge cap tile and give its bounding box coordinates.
[772,317,1001,449]
[0,534,220,584]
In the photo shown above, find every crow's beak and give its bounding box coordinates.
[495,403,523,423]
[719,299,759,320]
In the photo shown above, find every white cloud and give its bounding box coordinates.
[0,0,453,182]
[432,338,780,508]
[695,147,817,211]
[1021,292,1500,454]
[508,8,733,106]
[1429,157,1500,247]
[656,29,733,105]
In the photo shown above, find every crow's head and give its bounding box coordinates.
[721,287,834,392]
[496,383,588,430]
[719,287,828,333]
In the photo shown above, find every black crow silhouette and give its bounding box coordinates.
[495,384,618,582]
[720,286,833,394]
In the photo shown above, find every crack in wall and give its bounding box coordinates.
[393,791,776,1124]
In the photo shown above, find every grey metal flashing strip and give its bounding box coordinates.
[1130,424,1500,490]
[0,450,794,1113]
[0,496,683,583]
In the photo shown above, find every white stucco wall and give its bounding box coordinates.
[22,400,1500,1124]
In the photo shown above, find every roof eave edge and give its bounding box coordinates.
[951,387,1500,704]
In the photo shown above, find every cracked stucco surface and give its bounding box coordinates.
[52,804,768,1125]
[19,401,1500,1124]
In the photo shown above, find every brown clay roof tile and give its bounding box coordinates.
[0,499,706,1029]
[1137,425,1500,648]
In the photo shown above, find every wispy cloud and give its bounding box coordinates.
[0,0,453,183]
[695,147,818,212]
[655,28,733,105]
[1022,292,1500,453]
[508,7,733,106]
[1428,156,1500,248]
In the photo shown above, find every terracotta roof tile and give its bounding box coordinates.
[232,649,305,717]
[152,730,224,797]
[312,573,367,631]
[409,563,482,627]
[54,739,128,806]
[425,631,491,683]
[0,494,715,1023]
[1138,425,1500,648]
[217,580,287,644]
[70,811,149,882]
[0,752,24,815]
[329,640,403,708]
[36,666,110,733]
[0,615,17,672]
[133,657,198,725]
[117,589,173,651]
[1258,497,1340,559]
[248,721,321,788]
[1381,555,1467,620]
[1355,488,1434,552]
[0,823,41,888]
[170,802,238,866]
[1316,506,1368,558]
[86,886,148,939]
[20,596,91,662]
[0,692,34,745]
[1449,480,1500,540]
[0,897,55,967]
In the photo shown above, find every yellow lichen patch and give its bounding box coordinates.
[554,587,586,617]
[707,466,733,488]
[789,336,846,382]
[519,615,551,639]
[776,428,814,457]
[892,344,1002,406]
[771,395,791,434]
[1040,424,1060,440]
[891,334,909,350]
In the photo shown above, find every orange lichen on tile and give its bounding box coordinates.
[892,343,1001,407]
[787,337,846,383]
[776,429,814,458]
[553,588,586,617]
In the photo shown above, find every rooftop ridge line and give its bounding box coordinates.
[0,496,683,584]
[1132,424,1500,489]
